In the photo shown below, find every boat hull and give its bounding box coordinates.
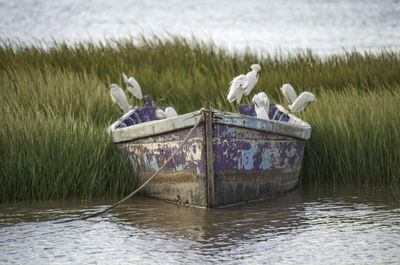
[115,114,307,208]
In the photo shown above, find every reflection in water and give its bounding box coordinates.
[0,188,399,264]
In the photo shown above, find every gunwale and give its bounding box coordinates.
[109,108,311,143]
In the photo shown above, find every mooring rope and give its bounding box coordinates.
[56,111,205,223]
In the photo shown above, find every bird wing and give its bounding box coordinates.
[127,77,143,99]
[227,74,248,103]
[280,84,297,105]
[236,93,243,104]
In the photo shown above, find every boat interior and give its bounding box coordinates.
[115,95,291,130]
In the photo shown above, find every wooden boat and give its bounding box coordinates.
[108,96,311,208]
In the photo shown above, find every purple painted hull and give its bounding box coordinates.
[117,125,209,207]
[109,98,311,208]
[212,123,305,206]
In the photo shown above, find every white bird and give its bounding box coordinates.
[252,92,270,120]
[122,73,143,106]
[279,84,316,119]
[227,64,261,105]
[109,83,132,114]
[288,91,316,113]
[155,107,178,119]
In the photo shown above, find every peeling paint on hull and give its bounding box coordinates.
[110,100,311,208]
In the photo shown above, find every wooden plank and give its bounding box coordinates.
[204,102,215,208]
[109,110,203,143]
[213,111,312,140]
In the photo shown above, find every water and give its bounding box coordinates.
[1,0,400,54]
[1,187,399,264]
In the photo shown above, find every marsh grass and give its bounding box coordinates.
[301,87,400,190]
[0,65,134,202]
[1,35,399,201]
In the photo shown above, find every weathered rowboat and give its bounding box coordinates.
[108,96,311,208]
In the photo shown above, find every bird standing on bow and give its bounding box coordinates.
[252,92,270,120]
[122,73,143,107]
[108,83,132,114]
[227,64,261,109]
[279,83,316,119]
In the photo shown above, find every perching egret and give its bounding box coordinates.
[155,107,178,119]
[227,64,261,107]
[108,83,132,114]
[122,73,143,106]
[279,84,316,119]
[252,92,270,120]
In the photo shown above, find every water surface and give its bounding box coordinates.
[1,187,399,264]
[1,0,400,54]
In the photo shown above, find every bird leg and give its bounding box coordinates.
[133,98,137,107]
